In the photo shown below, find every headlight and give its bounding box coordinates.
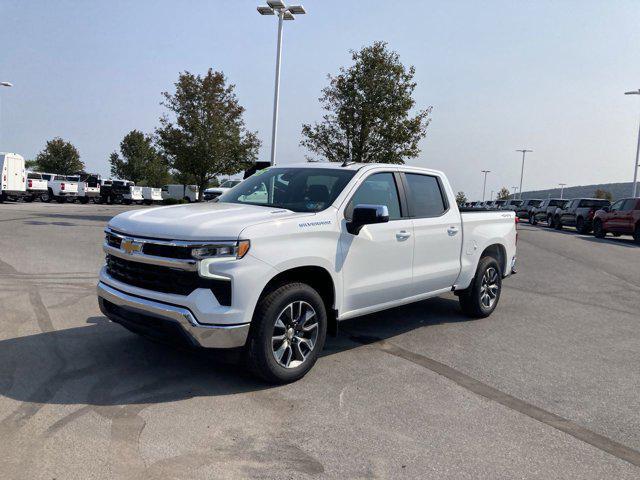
[191,240,250,260]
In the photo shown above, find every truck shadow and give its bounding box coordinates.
[0,297,465,407]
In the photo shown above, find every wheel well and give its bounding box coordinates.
[259,266,338,336]
[481,244,507,275]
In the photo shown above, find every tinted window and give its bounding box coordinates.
[220,167,355,213]
[622,199,638,211]
[346,172,401,220]
[27,172,41,179]
[549,199,564,207]
[578,199,610,208]
[610,200,624,211]
[405,173,446,217]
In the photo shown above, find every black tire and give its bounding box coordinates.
[530,213,537,225]
[593,219,606,238]
[247,282,327,384]
[0,192,6,203]
[459,256,502,318]
[634,224,640,244]
[547,215,555,228]
[41,189,53,203]
[576,217,589,234]
[554,216,563,230]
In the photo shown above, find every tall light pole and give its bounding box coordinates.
[558,183,566,199]
[481,170,490,201]
[258,2,306,166]
[0,82,12,148]
[516,149,532,199]
[625,89,640,197]
[511,186,519,199]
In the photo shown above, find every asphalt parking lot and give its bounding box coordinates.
[1,202,640,479]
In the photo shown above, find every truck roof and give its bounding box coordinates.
[270,162,446,177]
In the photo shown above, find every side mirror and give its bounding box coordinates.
[347,204,389,235]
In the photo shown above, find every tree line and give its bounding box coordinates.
[27,42,432,200]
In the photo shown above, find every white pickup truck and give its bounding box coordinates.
[98,163,517,383]
[41,173,79,203]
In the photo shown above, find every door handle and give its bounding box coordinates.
[447,226,459,236]
[396,230,411,240]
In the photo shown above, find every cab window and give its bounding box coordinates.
[622,199,637,211]
[345,172,401,221]
[610,200,624,211]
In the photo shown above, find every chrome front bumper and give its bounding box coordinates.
[97,282,250,349]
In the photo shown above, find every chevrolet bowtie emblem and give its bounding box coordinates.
[121,239,143,255]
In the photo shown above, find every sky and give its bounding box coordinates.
[1,0,639,200]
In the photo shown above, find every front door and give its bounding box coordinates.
[339,172,414,314]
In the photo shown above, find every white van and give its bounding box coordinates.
[0,153,27,202]
[161,184,199,202]
[142,187,162,204]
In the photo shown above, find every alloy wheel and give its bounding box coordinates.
[480,267,499,309]
[272,301,319,369]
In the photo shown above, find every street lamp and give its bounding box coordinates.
[516,149,532,199]
[257,2,306,166]
[481,170,490,201]
[558,183,566,199]
[0,82,12,148]
[624,89,640,197]
[511,186,519,199]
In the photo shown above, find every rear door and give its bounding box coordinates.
[339,171,414,313]
[6,155,24,191]
[619,199,637,233]
[403,172,462,295]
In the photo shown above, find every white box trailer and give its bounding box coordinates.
[0,153,27,201]
[161,184,199,202]
[142,187,162,204]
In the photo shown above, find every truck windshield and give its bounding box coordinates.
[218,167,356,212]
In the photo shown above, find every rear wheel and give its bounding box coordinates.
[458,256,502,318]
[247,282,327,384]
[576,217,589,234]
[593,219,606,238]
[41,189,53,203]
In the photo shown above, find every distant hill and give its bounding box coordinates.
[520,182,636,201]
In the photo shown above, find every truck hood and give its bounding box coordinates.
[108,202,303,240]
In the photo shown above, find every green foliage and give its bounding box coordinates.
[25,159,39,170]
[156,69,261,201]
[301,41,431,164]
[496,187,511,200]
[109,130,168,186]
[455,191,467,205]
[594,188,613,201]
[35,137,84,174]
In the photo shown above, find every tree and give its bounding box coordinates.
[496,187,511,200]
[35,137,84,174]
[455,191,467,205]
[301,41,431,164]
[109,130,168,186]
[594,188,613,201]
[156,69,261,201]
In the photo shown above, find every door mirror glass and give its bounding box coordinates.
[347,204,389,235]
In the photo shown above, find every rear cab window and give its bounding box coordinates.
[403,173,447,217]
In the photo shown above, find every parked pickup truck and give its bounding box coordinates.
[68,173,101,203]
[530,198,567,225]
[97,163,517,383]
[41,173,79,203]
[516,199,542,220]
[593,197,640,242]
[553,198,611,233]
[24,172,48,202]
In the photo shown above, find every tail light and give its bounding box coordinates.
[28,180,32,188]
[61,183,65,191]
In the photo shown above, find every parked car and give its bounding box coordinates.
[493,200,508,209]
[516,199,543,220]
[162,184,199,202]
[204,179,242,201]
[142,187,163,205]
[503,199,524,212]
[24,171,48,202]
[98,179,133,204]
[530,198,567,225]
[69,173,101,204]
[41,173,79,203]
[553,198,611,233]
[98,163,517,383]
[0,152,26,202]
[593,197,640,242]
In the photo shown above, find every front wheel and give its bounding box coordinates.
[247,282,327,384]
[593,219,606,238]
[547,215,555,228]
[576,217,589,234]
[41,189,53,203]
[458,256,502,318]
[554,217,563,230]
